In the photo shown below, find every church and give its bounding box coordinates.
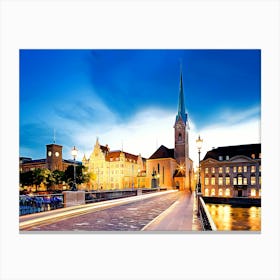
[83,67,194,191]
[146,68,194,191]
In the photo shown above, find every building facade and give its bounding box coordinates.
[200,144,261,198]
[20,143,79,173]
[82,138,146,190]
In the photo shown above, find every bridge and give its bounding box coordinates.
[19,189,217,232]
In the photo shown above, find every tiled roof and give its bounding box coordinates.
[105,150,140,162]
[100,145,109,154]
[149,145,175,159]
[203,143,261,161]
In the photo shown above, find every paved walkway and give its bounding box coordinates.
[142,190,202,231]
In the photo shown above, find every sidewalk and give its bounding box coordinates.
[142,190,202,231]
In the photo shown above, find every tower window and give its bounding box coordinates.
[178,133,182,141]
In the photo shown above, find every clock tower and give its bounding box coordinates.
[46,144,63,171]
[174,68,189,165]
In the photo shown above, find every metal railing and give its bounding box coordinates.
[19,194,64,216]
[198,196,217,231]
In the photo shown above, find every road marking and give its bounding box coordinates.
[20,190,177,231]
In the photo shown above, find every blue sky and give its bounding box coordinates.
[20,49,261,164]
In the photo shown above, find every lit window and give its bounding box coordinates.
[205,168,209,174]
[226,155,229,160]
[211,189,215,196]
[259,176,261,185]
[251,154,255,159]
[218,188,223,196]
[238,166,242,173]
[226,177,230,185]
[233,178,237,185]
[218,167,223,173]
[211,167,215,174]
[251,189,256,197]
[238,176,243,185]
[259,165,261,172]
[251,176,256,185]
[205,178,209,185]
[218,177,223,185]
[243,177,248,185]
[225,188,230,196]
[233,166,237,173]
[219,156,223,161]
[225,167,230,173]
[259,189,261,197]
[259,153,261,158]
[205,188,209,196]
[251,166,256,173]
[243,166,247,172]
[211,177,215,185]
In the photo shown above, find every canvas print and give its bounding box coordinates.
[19,49,261,232]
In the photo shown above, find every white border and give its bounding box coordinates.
[1,1,279,280]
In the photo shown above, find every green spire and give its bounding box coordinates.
[176,67,187,124]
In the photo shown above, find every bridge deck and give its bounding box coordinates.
[142,190,202,231]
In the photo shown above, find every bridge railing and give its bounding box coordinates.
[19,194,64,216]
[198,196,217,231]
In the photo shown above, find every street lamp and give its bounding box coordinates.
[196,135,203,194]
[71,146,78,191]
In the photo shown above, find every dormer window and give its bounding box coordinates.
[219,156,223,161]
[226,155,229,160]
[251,154,255,159]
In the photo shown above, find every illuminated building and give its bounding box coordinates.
[200,144,261,198]
[82,138,146,190]
[146,68,194,190]
[20,143,80,172]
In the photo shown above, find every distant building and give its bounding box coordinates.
[82,138,146,190]
[200,144,261,198]
[20,143,80,173]
[146,68,194,190]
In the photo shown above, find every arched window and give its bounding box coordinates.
[178,133,182,141]
[219,188,223,196]
[211,188,216,196]
[205,188,209,196]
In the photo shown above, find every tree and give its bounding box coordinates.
[20,170,34,187]
[63,165,89,187]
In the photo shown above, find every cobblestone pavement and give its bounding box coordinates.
[26,191,181,231]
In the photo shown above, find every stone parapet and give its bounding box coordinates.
[63,191,85,207]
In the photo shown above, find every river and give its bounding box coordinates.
[206,204,261,231]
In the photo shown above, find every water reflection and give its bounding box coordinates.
[206,204,261,231]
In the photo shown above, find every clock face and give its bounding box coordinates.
[55,152,60,157]
[48,151,52,157]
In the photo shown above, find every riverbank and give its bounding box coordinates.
[203,196,261,207]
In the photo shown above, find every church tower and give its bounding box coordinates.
[174,67,189,165]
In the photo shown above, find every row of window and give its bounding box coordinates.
[205,176,261,186]
[204,188,261,197]
[205,165,261,174]
[217,153,261,161]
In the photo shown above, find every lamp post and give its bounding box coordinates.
[71,146,78,191]
[196,135,203,194]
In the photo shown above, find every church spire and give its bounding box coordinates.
[175,66,187,125]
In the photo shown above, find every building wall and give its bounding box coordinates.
[146,158,177,189]
[83,141,146,190]
[201,156,261,198]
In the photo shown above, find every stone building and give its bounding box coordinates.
[200,144,261,198]
[82,138,146,190]
[146,68,194,190]
[20,143,80,172]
